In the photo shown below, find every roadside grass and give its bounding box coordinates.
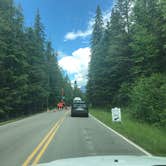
[90,108,166,156]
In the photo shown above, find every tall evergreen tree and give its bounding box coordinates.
[46,43,63,108]
[0,0,28,117]
[87,2,132,106]
[86,0,166,126]
[107,1,132,105]
[87,5,104,106]
[130,0,165,77]
[31,10,48,112]
[0,1,74,121]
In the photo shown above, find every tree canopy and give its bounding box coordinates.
[0,0,75,120]
[87,0,166,126]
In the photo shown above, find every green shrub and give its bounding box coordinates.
[116,83,131,106]
[159,109,166,128]
[130,73,166,126]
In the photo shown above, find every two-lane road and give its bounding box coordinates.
[0,110,147,166]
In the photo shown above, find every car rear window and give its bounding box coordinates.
[73,103,86,108]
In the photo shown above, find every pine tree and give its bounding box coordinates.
[107,1,132,105]
[32,10,48,112]
[46,43,61,108]
[87,5,104,106]
[0,0,74,120]
[91,5,104,50]
[155,0,166,73]
[0,0,28,117]
[62,75,73,105]
[130,0,165,78]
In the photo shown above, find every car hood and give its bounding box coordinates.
[36,155,166,166]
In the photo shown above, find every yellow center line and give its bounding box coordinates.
[32,116,66,165]
[22,112,67,166]
[22,120,60,166]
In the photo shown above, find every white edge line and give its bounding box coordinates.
[90,114,152,157]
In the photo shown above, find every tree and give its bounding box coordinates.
[86,0,166,127]
[106,2,132,106]
[46,44,62,108]
[130,0,165,78]
[0,0,28,118]
[130,73,166,127]
[63,75,73,105]
[87,5,104,106]
[30,10,48,112]
[0,1,74,121]
[87,2,132,106]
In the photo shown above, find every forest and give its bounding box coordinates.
[0,0,166,127]
[0,0,83,121]
[87,0,166,127]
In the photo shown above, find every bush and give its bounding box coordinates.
[159,109,166,128]
[130,73,166,126]
[116,83,131,106]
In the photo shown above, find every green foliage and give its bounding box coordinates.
[130,74,166,127]
[0,0,74,121]
[116,83,131,106]
[87,1,132,107]
[91,5,103,49]
[87,1,166,127]
[87,5,104,106]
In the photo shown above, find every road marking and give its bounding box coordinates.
[32,116,65,165]
[22,112,67,166]
[22,120,61,166]
[90,114,152,157]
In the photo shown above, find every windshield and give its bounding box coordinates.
[0,0,166,166]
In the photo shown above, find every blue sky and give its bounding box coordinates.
[14,0,114,87]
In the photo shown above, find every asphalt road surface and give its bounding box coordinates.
[0,109,147,166]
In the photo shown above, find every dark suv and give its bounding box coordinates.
[71,100,89,117]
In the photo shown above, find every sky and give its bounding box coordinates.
[14,0,114,87]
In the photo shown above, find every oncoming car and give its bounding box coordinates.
[71,99,89,117]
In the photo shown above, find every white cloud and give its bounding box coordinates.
[58,47,91,87]
[58,56,81,73]
[64,29,92,41]
[64,9,112,41]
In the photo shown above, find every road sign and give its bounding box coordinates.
[111,107,121,122]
